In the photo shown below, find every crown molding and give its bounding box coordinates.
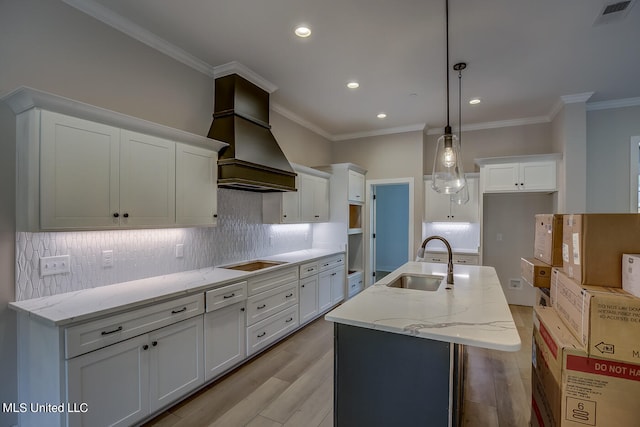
[425,116,549,135]
[586,96,640,111]
[561,92,595,104]
[333,124,426,142]
[270,103,333,141]
[61,0,216,77]
[213,62,278,93]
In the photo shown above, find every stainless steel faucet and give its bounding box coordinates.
[417,235,454,286]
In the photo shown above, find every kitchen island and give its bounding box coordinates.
[325,261,520,427]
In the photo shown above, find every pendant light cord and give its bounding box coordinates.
[445,0,450,131]
[458,67,462,145]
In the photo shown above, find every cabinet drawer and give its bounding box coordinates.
[423,252,448,263]
[65,293,204,359]
[246,282,298,326]
[453,254,479,265]
[247,305,299,356]
[299,261,319,279]
[348,272,364,297]
[319,255,345,272]
[248,266,298,296]
[206,281,247,312]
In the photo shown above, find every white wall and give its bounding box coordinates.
[587,106,640,213]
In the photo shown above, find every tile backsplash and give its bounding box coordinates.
[15,189,313,301]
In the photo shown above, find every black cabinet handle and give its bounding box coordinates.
[283,215,287,218]
[171,307,187,314]
[213,214,218,218]
[223,293,236,299]
[123,213,129,218]
[285,317,293,323]
[257,304,266,310]
[143,344,149,350]
[285,293,293,298]
[113,213,119,218]
[301,284,305,288]
[240,307,245,312]
[152,341,158,347]
[307,268,314,272]
[101,326,123,336]
[315,215,320,218]
[257,332,266,338]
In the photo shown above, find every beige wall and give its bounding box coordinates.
[270,111,333,167]
[423,122,554,174]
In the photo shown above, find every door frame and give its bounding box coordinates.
[366,178,414,287]
[629,136,640,212]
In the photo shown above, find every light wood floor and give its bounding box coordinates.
[143,305,533,427]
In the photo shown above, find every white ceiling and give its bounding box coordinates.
[66,0,640,140]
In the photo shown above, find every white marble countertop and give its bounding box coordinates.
[10,248,342,326]
[325,262,521,351]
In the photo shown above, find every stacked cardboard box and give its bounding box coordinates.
[532,306,640,427]
[521,214,563,289]
[530,213,640,425]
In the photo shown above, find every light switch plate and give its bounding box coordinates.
[102,250,114,268]
[175,244,184,258]
[40,255,71,277]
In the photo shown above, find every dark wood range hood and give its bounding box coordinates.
[207,74,297,192]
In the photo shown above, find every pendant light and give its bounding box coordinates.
[431,0,466,195]
[451,62,469,205]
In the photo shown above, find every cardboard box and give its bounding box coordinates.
[535,214,563,266]
[522,257,552,288]
[532,306,640,426]
[622,253,640,298]
[551,268,640,364]
[562,213,640,287]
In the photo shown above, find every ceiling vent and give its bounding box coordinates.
[594,0,636,25]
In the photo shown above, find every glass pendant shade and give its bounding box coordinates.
[451,179,469,204]
[432,133,466,194]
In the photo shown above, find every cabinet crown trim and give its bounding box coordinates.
[290,163,331,179]
[1,86,227,152]
[474,153,562,166]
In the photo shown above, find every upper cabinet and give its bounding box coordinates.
[476,154,561,194]
[3,87,226,231]
[425,175,479,223]
[348,170,365,203]
[262,164,330,224]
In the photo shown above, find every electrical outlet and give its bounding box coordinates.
[496,233,503,241]
[102,250,114,268]
[175,244,184,258]
[509,279,523,290]
[39,255,71,277]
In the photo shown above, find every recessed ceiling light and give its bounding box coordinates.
[347,81,360,89]
[294,26,311,38]
[469,98,481,105]
[377,113,387,119]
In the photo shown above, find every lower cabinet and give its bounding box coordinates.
[247,305,299,356]
[299,275,319,324]
[319,265,346,310]
[204,301,246,382]
[66,316,204,427]
[348,272,364,297]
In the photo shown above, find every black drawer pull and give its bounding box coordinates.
[285,317,293,323]
[285,293,293,298]
[315,215,320,218]
[307,268,314,272]
[143,344,149,350]
[101,326,123,336]
[223,293,236,299]
[113,213,119,218]
[123,213,129,218]
[257,304,266,310]
[257,332,266,338]
[152,341,158,347]
[171,307,187,314]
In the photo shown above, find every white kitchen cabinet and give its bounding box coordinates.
[319,258,346,310]
[348,169,365,203]
[176,143,218,226]
[67,316,204,426]
[425,175,479,222]
[246,305,299,356]
[263,164,329,224]
[423,251,479,266]
[348,271,364,297]
[246,282,298,326]
[479,159,557,193]
[204,301,246,381]
[300,173,329,222]
[6,88,226,231]
[299,275,319,324]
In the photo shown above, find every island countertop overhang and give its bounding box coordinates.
[325,262,522,352]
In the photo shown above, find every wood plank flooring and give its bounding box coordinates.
[143,305,533,427]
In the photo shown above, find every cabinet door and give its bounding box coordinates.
[120,130,176,227]
[348,170,365,203]
[331,267,346,305]
[314,176,330,222]
[318,270,333,312]
[67,334,149,427]
[281,175,301,223]
[149,317,204,413]
[425,183,453,222]
[176,143,218,226]
[299,275,319,324]
[204,302,246,382]
[40,110,120,229]
[300,173,317,222]
[450,177,479,222]
[481,163,520,192]
[520,161,556,191]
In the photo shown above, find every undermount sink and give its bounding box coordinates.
[222,260,287,272]
[386,274,444,291]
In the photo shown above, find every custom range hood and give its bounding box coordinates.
[208,71,296,192]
